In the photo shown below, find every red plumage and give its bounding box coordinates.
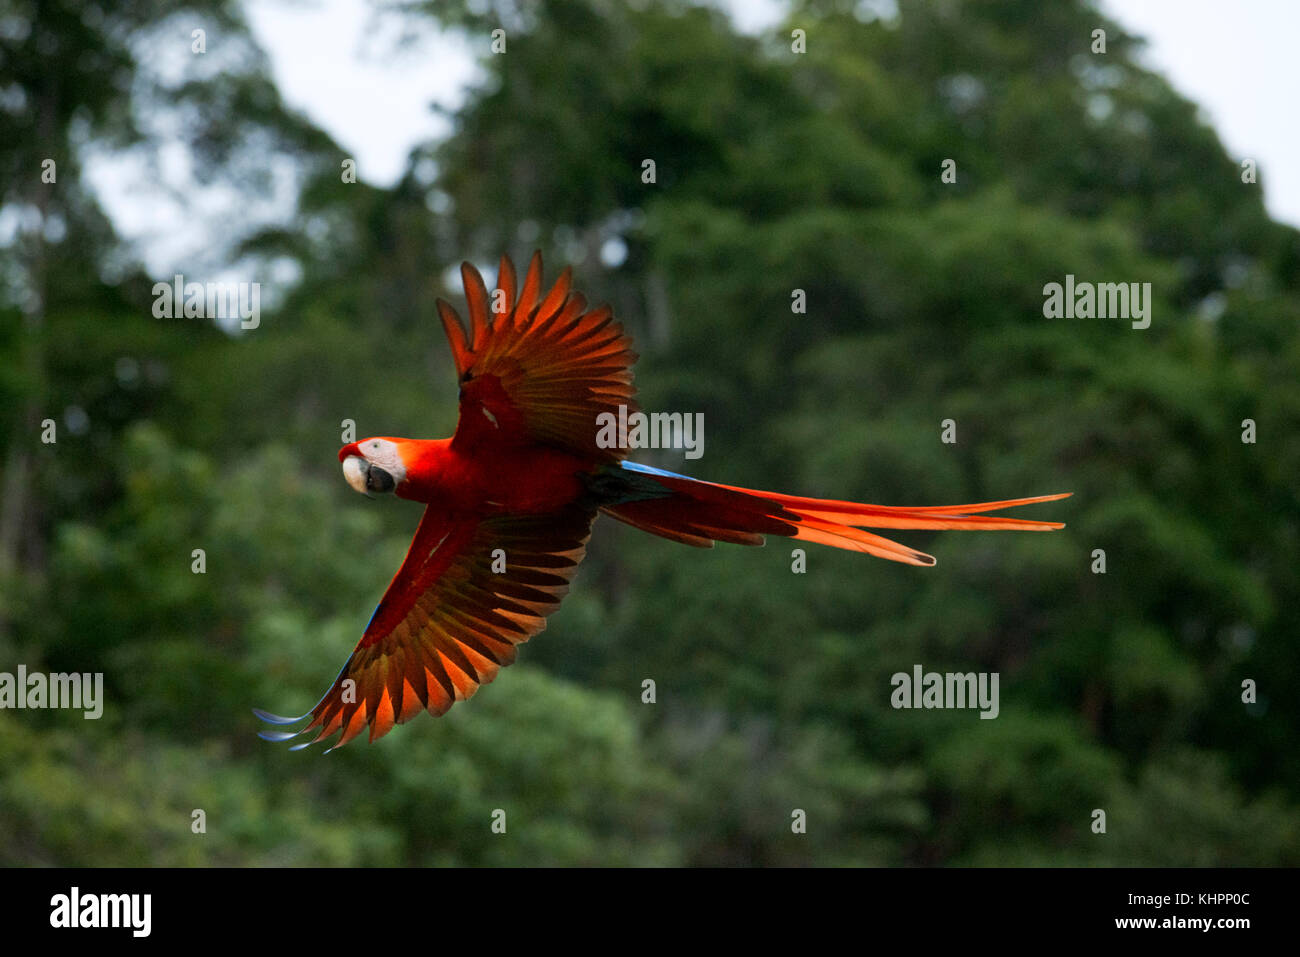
[257,251,1069,749]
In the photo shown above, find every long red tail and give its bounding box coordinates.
[598,463,1069,566]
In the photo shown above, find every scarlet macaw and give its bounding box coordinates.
[256,252,1068,750]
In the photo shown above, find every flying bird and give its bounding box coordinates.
[256,252,1069,750]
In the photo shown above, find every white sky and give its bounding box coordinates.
[242,0,479,185]
[91,0,1300,277]
[1097,0,1299,227]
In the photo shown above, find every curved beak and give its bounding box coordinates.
[342,454,370,494]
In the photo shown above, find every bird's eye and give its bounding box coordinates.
[365,466,396,494]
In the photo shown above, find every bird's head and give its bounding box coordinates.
[339,438,409,496]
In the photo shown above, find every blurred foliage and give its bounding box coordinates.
[1,0,1297,865]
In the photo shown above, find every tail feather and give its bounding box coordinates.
[788,504,1065,531]
[718,489,1070,515]
[600,504,750,548]
[788,514,937,566]
[602,496,784,547]
[598,462,1069,566]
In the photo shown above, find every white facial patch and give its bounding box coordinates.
[360,439,408,485]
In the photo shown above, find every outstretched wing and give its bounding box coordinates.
[255,502,596,750]
[439,251,638,461]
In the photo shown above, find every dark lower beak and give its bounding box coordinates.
[365,465,395,493]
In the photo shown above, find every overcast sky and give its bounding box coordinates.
[93,0,1300,277]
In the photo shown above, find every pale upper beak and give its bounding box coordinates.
[342,455,395,495]
[342,455,369,494]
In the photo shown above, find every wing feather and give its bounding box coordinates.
[444,251,639,460]
[256,502,596,750]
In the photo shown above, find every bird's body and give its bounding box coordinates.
[369,437,589,513]
[257,252,1069,751]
